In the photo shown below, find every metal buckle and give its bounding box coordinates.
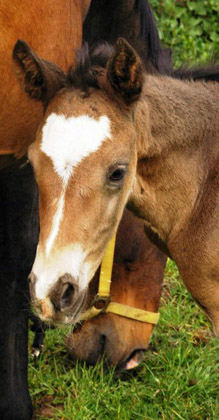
[91,294,111,312]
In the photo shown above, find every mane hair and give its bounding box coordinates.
[172,65,219,82]
[67,41,219,95]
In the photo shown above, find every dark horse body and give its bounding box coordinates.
[0,2,170,419]
[0,2,87,418]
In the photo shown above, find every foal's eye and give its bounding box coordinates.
[107,164,128,188]
[110,168,125,181]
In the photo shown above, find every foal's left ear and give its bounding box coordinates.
[106,38,143,106]
[12,40,66,104]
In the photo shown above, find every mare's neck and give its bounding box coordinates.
[129,75,219,250]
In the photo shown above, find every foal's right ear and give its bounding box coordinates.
[106,38,143,106]
[12,40,66,104]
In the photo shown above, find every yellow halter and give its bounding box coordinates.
[81,234,160,324]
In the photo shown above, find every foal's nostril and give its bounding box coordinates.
[60,282,75,310]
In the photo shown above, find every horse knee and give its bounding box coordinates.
[199,304,219,337]
[182,274,219,335]
[210,312,219,337]
[213,324,219,337]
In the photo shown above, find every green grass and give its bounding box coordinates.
[29,260,219,420]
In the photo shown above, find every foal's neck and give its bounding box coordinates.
[137,74,219,158]
[130,75,219,249]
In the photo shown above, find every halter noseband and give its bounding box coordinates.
[81,234,160,324]
[1,147,160,324]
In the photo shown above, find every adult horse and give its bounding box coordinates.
[0,2,171,419]
[66,208,166,369]
[14,39,219,337]
[32,208,167,368]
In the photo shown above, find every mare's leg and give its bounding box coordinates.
[30,315,47,358]
[0,160,39,420]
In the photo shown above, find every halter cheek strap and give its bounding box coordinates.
[81,234,160,325]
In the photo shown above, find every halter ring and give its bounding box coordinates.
[91,294,111,311]
[81,233,160,325]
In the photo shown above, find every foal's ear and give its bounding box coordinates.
[106,38,143,106]
[12,40,66,104]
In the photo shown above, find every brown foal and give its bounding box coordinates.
[13,38,219,336]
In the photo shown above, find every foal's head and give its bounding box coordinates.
[13,38,143,323]
[66,210,166,369]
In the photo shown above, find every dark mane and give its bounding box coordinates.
[83,0,172,74]
[68,41,219,94]
[171,65,219,82]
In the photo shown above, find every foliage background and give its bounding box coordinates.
[150,0,219,66]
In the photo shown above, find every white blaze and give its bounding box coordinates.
[41,113,111,183]
[40,113,111,255]
[46,192,65,256]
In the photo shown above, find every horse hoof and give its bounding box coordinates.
[32,345,43,359]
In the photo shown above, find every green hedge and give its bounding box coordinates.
[150,0,219,66]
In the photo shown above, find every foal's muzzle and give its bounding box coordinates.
[29,272,87,323]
